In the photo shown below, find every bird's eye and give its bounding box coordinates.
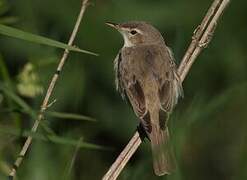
[130,30,137,35]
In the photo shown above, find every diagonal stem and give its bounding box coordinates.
[178,0,223,80]
[178,0,230,81]
[102,0,230,180]
[103,132,142,180]
[8,0,90,179]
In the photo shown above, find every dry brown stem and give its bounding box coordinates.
[102,0,230,180]
[8,0,90,179]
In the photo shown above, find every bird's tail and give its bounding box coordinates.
[150,125,175,176]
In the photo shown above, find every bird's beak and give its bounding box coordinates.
[105,22,119,30]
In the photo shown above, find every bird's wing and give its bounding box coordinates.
[115,45,182,132]
[116,48,151,132]
[114,51,146,114]
[114,52,126,99]
[151,46,183,112]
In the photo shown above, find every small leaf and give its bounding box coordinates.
[17,62,44,98]
[46,111,96,122]
[0,24,98,56]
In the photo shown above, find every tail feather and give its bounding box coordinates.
[150,126,175,176]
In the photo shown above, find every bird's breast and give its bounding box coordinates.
[121,45,159,73]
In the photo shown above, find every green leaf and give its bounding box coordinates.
[0,85,36,118]
[0,85,56,136]
[46,111,96,122]
[0,125,108,150]
[0,0,9,16]
[0,24,98,56]
[0,16,18,24]
[63,137,83,180]
[0,54,12,88]
[0,86,96,122]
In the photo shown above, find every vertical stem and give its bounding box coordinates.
[8,0,90,179]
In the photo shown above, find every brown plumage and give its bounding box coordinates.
[107,21,183,176]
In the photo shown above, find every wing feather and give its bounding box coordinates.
[114,45,182,133]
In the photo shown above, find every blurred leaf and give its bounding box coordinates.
[0,16,18,24]
[0,93,3,104]
[0,54,12,88]
[63,137,83,180]
[0,85,95,140]
[175,82,247,132]
[0,0,9,16]
[1,85,95,122]
[0,85,36,118]
[188,82,247,125]
[0,85,56,136]
[173,82,247,157]
[0,24,98,55]
[17,62,44,98]
[0,55,22,126]
[46,111,96,122]
[0,160,10,176]
[0,125,108,150]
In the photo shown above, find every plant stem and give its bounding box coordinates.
[8,0,90,179]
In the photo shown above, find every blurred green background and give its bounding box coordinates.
[0,0,247,179]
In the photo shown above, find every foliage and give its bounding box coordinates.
[0,24,97,55]
[0,0,247,180]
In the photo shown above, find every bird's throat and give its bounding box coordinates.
[122,34,134,47]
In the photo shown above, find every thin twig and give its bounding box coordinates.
[102,0,230,179]
[8,0,90,179]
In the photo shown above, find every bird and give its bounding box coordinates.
[106,21,183,176]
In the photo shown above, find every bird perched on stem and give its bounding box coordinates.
[106,21,183,176]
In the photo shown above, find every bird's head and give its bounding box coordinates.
[106,21,164,47]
